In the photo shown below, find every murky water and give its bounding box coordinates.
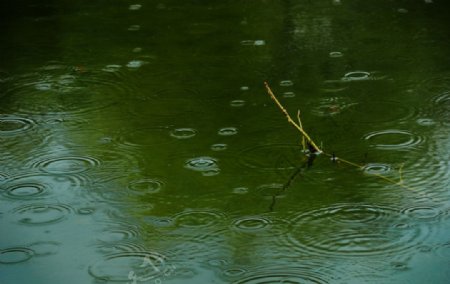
[1,1,450,283]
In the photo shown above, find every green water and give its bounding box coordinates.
[1,1,450,283]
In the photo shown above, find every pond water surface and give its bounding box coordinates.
[1,1,450,283]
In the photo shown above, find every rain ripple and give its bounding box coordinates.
[232,265,335,284]
[185,157,220,176]
[89,251,168,282]
[0,247,34,264]
[12,203,73,225]
[0,115,35,137]
[363,129,424,151]
[282,203,431,257]
[26,154,101,174]
[1,66,132,115]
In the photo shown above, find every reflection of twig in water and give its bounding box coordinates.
[269,153,316,212]
[264,82,416,191]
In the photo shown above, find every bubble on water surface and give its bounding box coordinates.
[218,127,238,136]
[0,247,34,264]
[169,128,197,139]
[12,203,73,225]
[282,91,295,98]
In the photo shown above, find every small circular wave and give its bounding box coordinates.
[117,127,173,148]
[232,266,331,284]
[169,128,197,139]
[400,205,445,222]
[283,203,430,257]
[97,241,147,255]
[185,157,220,176]
[211,143,228,151]
[230,215,290,238]
[230,100,246,107]
[27,241,60,256]
[1,66,132,115]
[0,247,34,264]
[363,129,423,151]
[0,115,35,137]
[89,251,167,282]
[172,209,225,229]
[256,183,284,197]
[4,183,46,199]
[27,155,100,174]
[310,97,357,117]
[12,203,73,225]
[239,144,303,171]
[128,178,165,195]
[98,223,140,243]
[362,163,392,175]
[218,127,238,136]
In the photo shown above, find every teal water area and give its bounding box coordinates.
[1,1,450,283]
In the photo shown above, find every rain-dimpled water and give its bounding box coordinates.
[1,1,450,283]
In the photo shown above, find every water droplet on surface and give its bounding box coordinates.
[211,143,228,151]
[329,51,343,58]
[170,128,197,139]
[232,187,248,194]
[126,60,145,68]
[129,4,142,10]
[128,25,141,31]
[102,64,122,73]
[185,157,217,170]
[218,127,238,136]
[253,40,265,46]
[0,247,34,264]
[416,118,436,126]
[342,71,371,81]
[128,178,164,194]
[279,80,293,87]
[230,99,246,107]
[282,91,295,98]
